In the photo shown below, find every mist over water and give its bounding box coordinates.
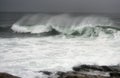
[11,14,114,33]
[11,14,120,38]
[0,13,120,78]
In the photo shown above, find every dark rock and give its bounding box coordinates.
[72,66,81,71]
[65,75,78,78]
[109,66,120,72]
[38,71,52,75]
[109,72,120,77]
[73,64,120,73]
[73,65,103,72]
[38,65,120,78]
[101,66,120,72]
[101,66,113,72]
[0,72,20,78]
[57,71,66,78]
[61,72,109,78]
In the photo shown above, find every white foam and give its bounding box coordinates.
[1,13,120,78]
[0,36,120,78]
[11,14,52,33]
[12,24,52,33]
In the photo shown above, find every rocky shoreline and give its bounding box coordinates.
[0,73,20,78]
[39,65,120,78]
[1,65,120,78]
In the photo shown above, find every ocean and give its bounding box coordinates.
[0,13,120,78]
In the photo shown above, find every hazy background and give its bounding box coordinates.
[0,0,120,13]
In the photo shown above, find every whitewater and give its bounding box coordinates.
[0,13,120,78]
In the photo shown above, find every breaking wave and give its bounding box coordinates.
[11,14,120,38]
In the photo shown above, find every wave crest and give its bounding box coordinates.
[11,14,120,38]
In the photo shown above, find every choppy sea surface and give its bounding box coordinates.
[0,13,120,78]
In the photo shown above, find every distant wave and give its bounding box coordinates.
[10,14,120,38]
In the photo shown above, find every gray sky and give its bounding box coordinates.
[0,0,120,13]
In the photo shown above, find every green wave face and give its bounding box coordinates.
[11,14,120,38]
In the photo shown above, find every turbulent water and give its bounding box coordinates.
[0,13,120,78]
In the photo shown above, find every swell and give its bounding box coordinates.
[9,14,120,38]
